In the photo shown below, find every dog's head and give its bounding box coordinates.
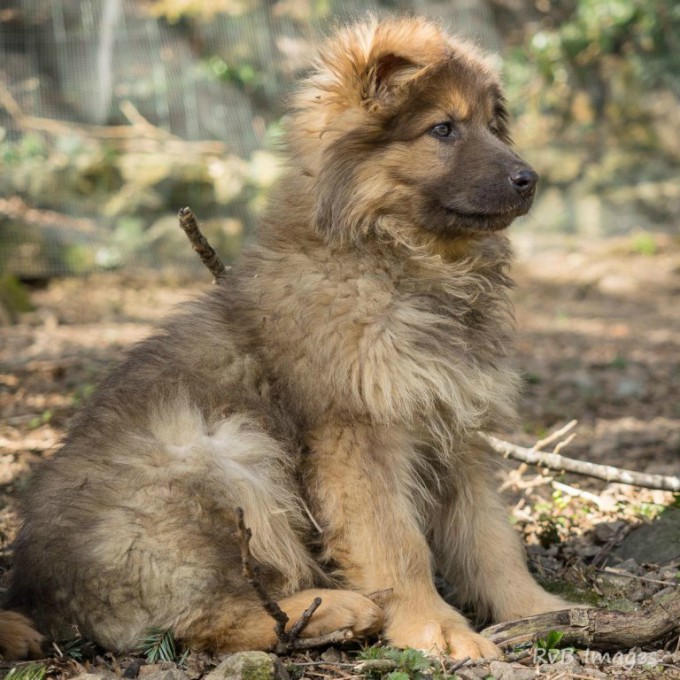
[288,17,537,246]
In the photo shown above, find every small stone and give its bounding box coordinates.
[453,669,487,680]
[139,664,177,677]
[205,652,276,680]
[488,660,537,680]
[139,669,188,680]
[593,521,625,544]
[541,660,581,675]
[577,669,607,679]
[122,659,145,679]
[628,586,651,602]
[320,648,342,663]
[70,673,119,680]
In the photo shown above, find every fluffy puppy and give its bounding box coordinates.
[2,17,567,661]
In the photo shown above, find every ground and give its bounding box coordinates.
[0,231,678,679]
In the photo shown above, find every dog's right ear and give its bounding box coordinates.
[365,52,421,104]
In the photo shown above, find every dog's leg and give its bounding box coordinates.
[183,588,383,652]
[304,424,500,660]
[431,452,569,623]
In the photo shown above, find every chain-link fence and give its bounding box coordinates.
[1,0,678,278]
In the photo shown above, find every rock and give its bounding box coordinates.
[139,669,188,680]
[139,664,177,677]
[319,648,343,663]
[576,669,607,679]
[611,507,680,565]
[488,660,538,679]
[453,669,487,680]
[71,673,120,680]
[204,652,277,680]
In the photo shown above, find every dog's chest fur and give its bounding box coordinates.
[238,232,519,442]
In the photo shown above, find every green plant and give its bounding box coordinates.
[138,628,183,664]
[4,664,47,680]
[535,630,574,664]
[358,646,442,680]
[631,232,658,256]
[28,410,52,430]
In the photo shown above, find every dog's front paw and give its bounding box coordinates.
[386,610,500,660]
[287,589,384,638]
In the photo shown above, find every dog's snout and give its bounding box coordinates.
[509,168,538,196]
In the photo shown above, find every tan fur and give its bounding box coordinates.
[5,17,570,661]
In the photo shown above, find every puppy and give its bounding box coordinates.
[2,17,567,661]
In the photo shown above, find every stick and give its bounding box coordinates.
[178,207,228,281]
[484,434,680,492]
[287,597,322,640]
[482,591,680,650]
[232,508,359,653]
[232,507,290,642]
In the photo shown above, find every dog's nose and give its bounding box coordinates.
[509,168,538,196]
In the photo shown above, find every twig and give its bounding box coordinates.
[178,207,228,281]
[597,567,678,588]
[355,659,398,672]
[551,480,608,508]
[232,507,353,653]
[534,420,578,451]
[286,628,354,650]
[232,507,289,642]
[287,597,322,640]
[448,656,471,672]
[485,434,680,492]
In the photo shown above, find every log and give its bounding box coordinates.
[482,590,680,650]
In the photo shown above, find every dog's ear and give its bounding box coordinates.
[366,52,421,103]
[491,90,512,145]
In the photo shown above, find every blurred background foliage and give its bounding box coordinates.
[0,0,678,280]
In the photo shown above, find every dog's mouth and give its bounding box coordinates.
[438,195,534,232]
[439,205,526,233]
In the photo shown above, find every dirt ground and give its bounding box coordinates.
[0,231,679,679]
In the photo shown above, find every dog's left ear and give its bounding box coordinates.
[366,52,421,103]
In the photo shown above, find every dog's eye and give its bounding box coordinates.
[430,122,457,140]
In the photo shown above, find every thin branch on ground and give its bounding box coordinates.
[232,506,290,643]
[484,433,680,492]
[287,597,323,641]
[178,207,228,282]
[482,590,680,650]
[232,507,358,653]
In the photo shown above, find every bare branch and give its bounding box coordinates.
[178,207,228,282]
[232,507,361,653]
[534,419,578,451]
[288,628,355,651]
[482,591,680,650]
[287,597,322,641]
[232,507,290,641]
[0,81,227,154]
[485,434,680,492]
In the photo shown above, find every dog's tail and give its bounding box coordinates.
[0,611,43,659]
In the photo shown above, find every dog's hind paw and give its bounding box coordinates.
[0,611,43,660]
